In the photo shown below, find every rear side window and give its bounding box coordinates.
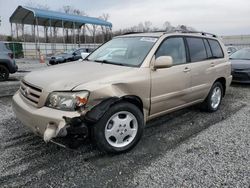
[203,39,213,58]
[186,37,207,62]
[156,37,186,65]
[208,39,224,58]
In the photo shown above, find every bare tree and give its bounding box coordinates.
[143,21,152,32]
[176,25,196,31]
[62,6,87,43]
[163,21,174,32]
[99,13,110,41]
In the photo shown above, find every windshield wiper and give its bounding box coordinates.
[93,60,125,66]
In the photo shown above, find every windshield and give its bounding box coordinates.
[64,49,76,54]
[87,37,158,67]
[230,49,250,60]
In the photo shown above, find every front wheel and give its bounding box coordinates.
[93,102,144,154]
[201,82,223,112]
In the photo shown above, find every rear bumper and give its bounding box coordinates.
[232,70,250,83]
[8,60,18,73]
[12,91,80,138]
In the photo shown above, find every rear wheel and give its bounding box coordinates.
[201,82,223,112]
[93,102,144,154]
[0,65,9,81]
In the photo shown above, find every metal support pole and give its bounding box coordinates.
[62,20,66,51]
[10,23,13,39]
[36,17,40,59]
[15,23,18,39]
[78,27,80,47]
[49,19,53,54]
[53,26,56,53]
[93,25,96,44]
[83,24,86,44]
[44,26,47,56]
[73,22,76,48]
[34,23,37,58]
[10,23,15,59]
[22,24,26,58]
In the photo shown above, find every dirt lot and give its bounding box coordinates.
[0,60,249,187]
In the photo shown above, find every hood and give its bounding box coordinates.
[230,59,250,70]
[24,61,133,92]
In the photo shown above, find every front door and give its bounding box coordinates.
[150,37,191,116]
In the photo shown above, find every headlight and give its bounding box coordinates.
[45,91,89,111]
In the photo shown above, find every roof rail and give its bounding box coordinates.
[169,29,217,38]
[122,31,144,35]
[122,30,166,35]
[121,30,217,38]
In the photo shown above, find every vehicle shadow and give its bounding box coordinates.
[0,89,247,187]
[4,77,19,82]
[230,82,250,88]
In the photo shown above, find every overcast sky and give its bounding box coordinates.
[0,0,250,36]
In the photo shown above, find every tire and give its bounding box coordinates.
[201,82,223,112]
[93,102,144,154]
[0,65,9,81]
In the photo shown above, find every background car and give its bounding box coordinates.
[0,41,18,81]
[230,48,250,83]
[49,48,91,65]
[80,52,90,60]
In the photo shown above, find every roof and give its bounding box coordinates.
[9,6,112,28]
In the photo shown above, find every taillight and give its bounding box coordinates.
[8,53,13,59]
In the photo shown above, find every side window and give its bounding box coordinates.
[203,39,213,58]
[75,50,81,55]
[208,39,224,58]
[156,37,186,65]
[186,37,207,62]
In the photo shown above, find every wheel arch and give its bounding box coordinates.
[85,95,144,123]
[0,62,10,71]
[214,77,226,96]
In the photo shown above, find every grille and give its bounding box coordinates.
[20,80,42,106]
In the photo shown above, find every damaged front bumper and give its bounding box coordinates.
[12,91,88,142]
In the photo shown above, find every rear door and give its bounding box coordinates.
[150,37,192,116]
[185,37,215,101]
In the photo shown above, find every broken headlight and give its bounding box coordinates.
[45,91,89,111]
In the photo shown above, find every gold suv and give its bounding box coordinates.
[12,31,232,153]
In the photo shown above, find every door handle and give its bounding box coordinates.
[211,62,215,67]
[183,67,191,72]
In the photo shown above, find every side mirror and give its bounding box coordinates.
[72,52,77,56]
[154,56,173,69]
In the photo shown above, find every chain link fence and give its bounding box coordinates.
[3,41,101,59]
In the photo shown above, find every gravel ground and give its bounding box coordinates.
[0,61,249,187]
